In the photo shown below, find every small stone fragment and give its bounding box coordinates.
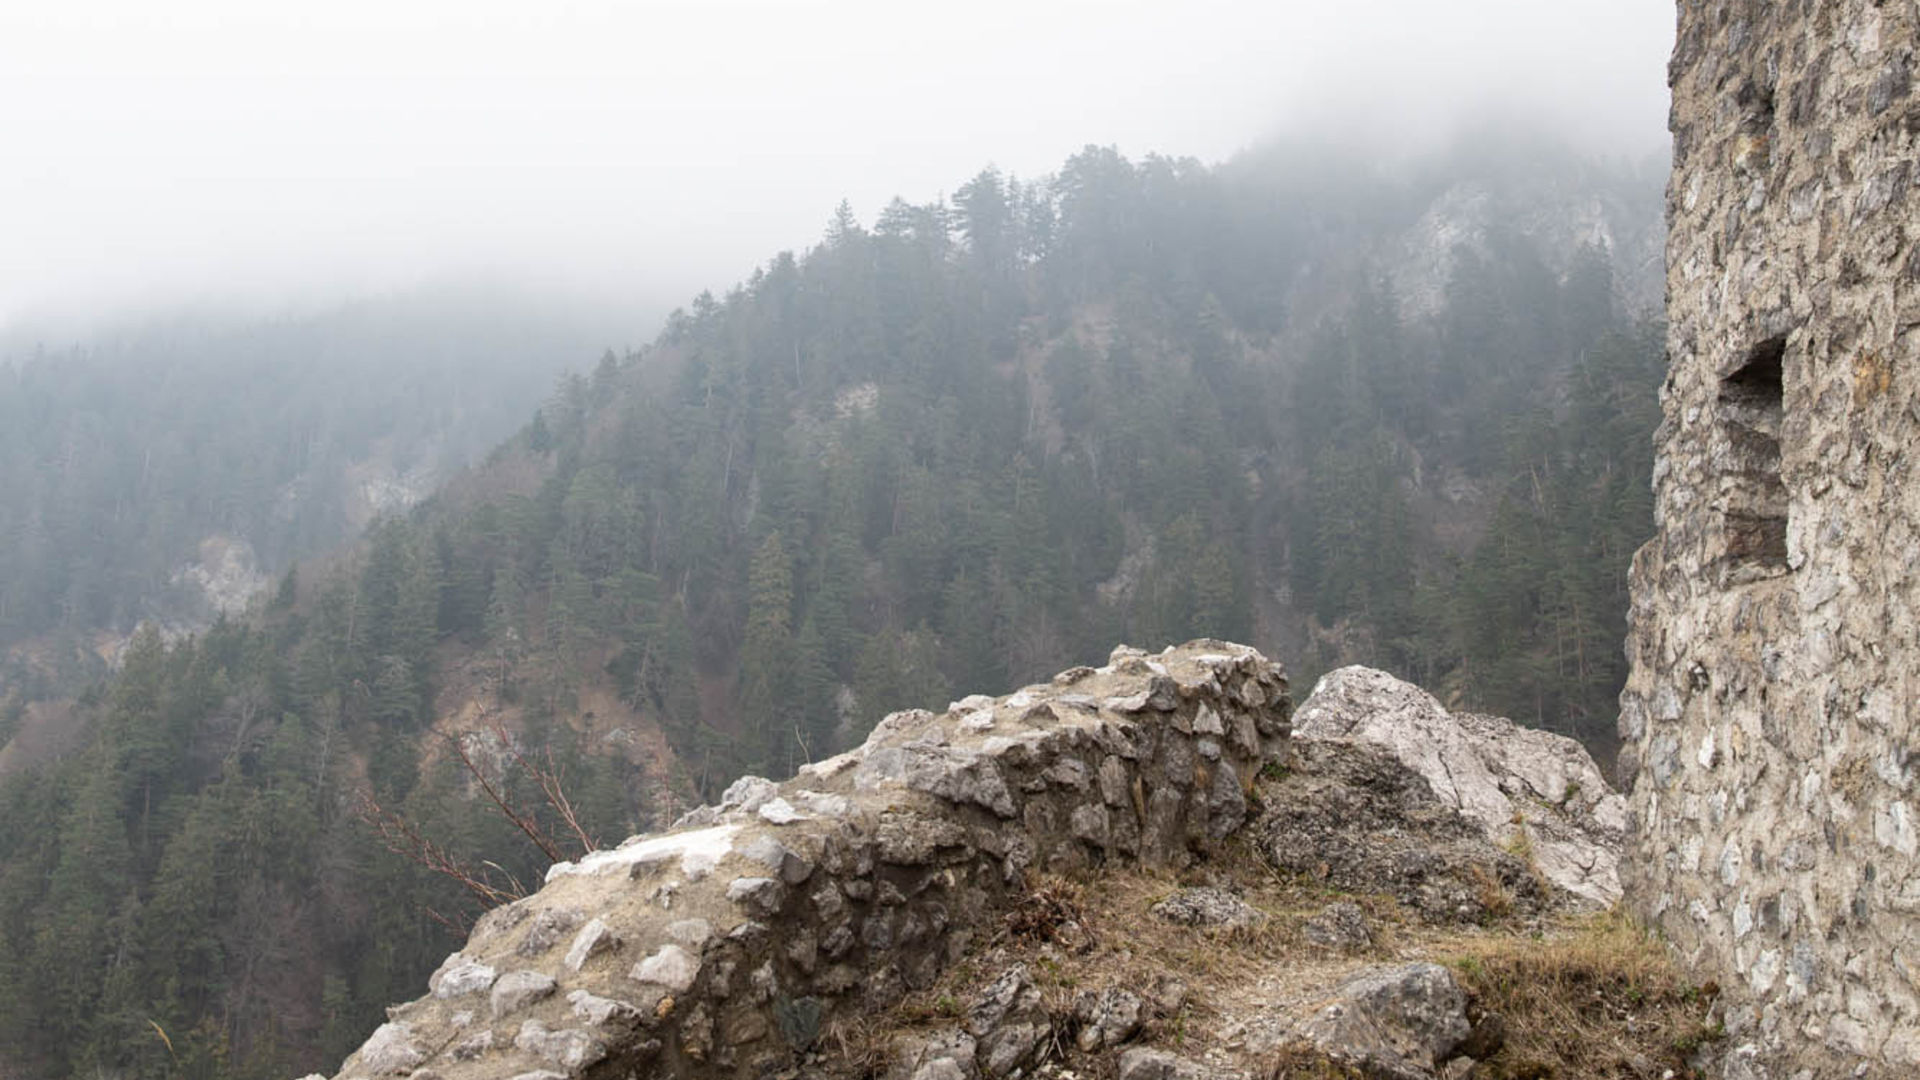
[490,970,557,1018]
[739,835,815,884]
[517,906,585,957]
[448,1029,493,1061]
[1301,901,1373,951]
[1071,803,1111,846]
[774,994,826,1050]
[563,917,620,972]
[792,790,853,818]
[515,1019,607,1071]
[727,876,786,915]
[632,943,701,993]
[1149,886,1267,930]
[568,988,643,1030]
[967,966,1048,1079]
[1116,1047,1244,1080]
[1099,756,1131,806]
[759,797,807,824]
[1073,987,1144,1050]
[719,774,779,813]
[889,1028,977,1080]
[665,917,714,948]
[431,955,497,998]
[354,1023,426,1075]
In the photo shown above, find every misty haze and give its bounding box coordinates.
[0,2,1724,1079]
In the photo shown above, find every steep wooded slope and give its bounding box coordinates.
[0,131,1664,1080]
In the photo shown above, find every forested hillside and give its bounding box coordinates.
[0,132,1665,1080]
[0,289,625,700]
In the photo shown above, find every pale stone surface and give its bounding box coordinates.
[429,955,496,998]
[631,943,700,993]
[1626,3,1920,1075]
[1295,666,1625,905]
[757,797,805,824]
[544,824,741,883]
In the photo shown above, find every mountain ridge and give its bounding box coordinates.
[0,130,1665,1080]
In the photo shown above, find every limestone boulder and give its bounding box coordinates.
[1293,665,1625,905]
[1256,740,1552,923]
[1285,963,1480,1080]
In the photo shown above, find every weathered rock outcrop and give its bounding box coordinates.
[1256,738,1555,924]
[1294,666,1626,906]
[1626,2,1920,1074]
[325,641,1291,1080]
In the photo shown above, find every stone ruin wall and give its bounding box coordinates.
[1621,1,1920,1071]
[322,642,1291,1080]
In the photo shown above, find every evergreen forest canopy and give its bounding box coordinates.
[0,131,1665,1080]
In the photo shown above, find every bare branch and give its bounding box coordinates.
[449,729,566,864]
[491,722,597,857]
[354,790,524,909]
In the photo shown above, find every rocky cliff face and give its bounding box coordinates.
[318,648,1687,1080]
[1620,2,1920,1075]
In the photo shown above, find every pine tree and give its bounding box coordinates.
[738,531,797,774]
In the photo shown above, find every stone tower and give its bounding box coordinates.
[1621,1,1920,1072]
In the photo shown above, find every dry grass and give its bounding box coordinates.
[820,852,1716,1080]
[1502,812,1556,899]
[1467,862,1517,922]
[1445,910,1724,1079]
[1264,1042,1367,1079]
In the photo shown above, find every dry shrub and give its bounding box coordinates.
[822,1008,894,1080]
[1467,862,1516,922]
[1006,876,1097,950]
[1447,910,1723,1079]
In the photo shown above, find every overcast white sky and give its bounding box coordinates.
[0,0,1673,336]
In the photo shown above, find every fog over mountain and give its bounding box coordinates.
[0,6,1697,1078]
[2,0,1671,331]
